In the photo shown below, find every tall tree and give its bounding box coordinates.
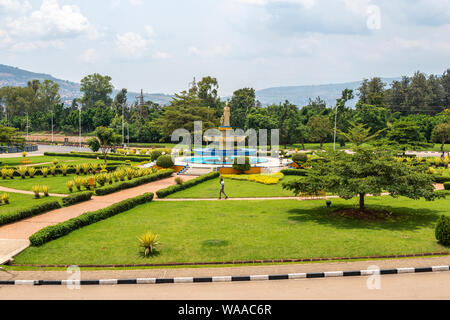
[283,146,440,212]
[80,74,114,109]
[357,77,386,107]
[432,123,450,152]
[229,88,255,130]
[307,115,333,148]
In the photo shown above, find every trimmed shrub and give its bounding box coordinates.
[0,201,61,227]
[156,155,174,168]
[292,153,308,164]
[435,215,450,246]
[62,192,93,207]
[444,182,450,191]
[433,175,450,184]
[281,169,308,176]
[232,157,251,173]
[151,150,163,161]
[43,152,151,163]
[95,169,174,196]
[156,172,220,198]
[29,193,154,246]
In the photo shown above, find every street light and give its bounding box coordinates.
[78,106,82,149]
[122,102,125,147]
[333,105,338,151]
[51,109,54,145]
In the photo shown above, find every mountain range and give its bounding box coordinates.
[0,64,400,107]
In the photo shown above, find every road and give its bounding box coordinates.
[1,272,449,300]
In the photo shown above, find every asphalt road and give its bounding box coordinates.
[1,272,449,300]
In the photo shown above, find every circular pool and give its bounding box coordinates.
[185,156,269,165]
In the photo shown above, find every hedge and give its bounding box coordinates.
[62,192,93,207]
[280,169,308,176]
[156,171,220,198]
[434,175,450,184]
[1,163,124,178]
[43,152,151,162]
[444,182,450,191]
[95,169,175,196]
[29,192,155,246]
[435,215,450,246]
[0,201,62,227]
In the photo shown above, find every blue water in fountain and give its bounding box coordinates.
[187,156,269,165]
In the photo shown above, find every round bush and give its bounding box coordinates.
[156,155,174,169]
[151,150,163,161]
[435,215,450,246]
[233,156,251,173]
[292,153,308,164]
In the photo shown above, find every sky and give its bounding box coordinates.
[0,0,449,96]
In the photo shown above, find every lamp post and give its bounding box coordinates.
[122,102,125,147]
[51,110,53,144]
[79,106,82,149]
[26,112,29,141]
[333,105,338,151]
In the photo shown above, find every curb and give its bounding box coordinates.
[1,265,449,286]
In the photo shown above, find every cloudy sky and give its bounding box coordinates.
[0,0,449,96]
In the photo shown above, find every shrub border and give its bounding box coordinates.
[0,201,62,227]
[29,192,154,246]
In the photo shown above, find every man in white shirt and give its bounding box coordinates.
[219,177,228,200]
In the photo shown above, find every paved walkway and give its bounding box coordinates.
[0,175,197,264]
[1,256,449,281]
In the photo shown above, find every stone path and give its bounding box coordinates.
[0,175,198,264]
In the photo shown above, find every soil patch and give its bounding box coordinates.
[333,208,393,221]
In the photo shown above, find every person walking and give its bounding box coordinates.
[219,177,228,200]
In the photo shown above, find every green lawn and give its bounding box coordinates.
[13,196,450,266]
[168,176,300,199]
[0,174,80,194]
[0,156,124,168]
[0,192,60,216]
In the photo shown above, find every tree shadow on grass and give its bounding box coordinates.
[287,205,441,232]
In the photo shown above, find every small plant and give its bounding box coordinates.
[50,166,57,176]
[52,159,59,166]
[175,177,184,185]
[100,164,107,171]
[82,178,91,190]
[73,177,83,191]
[7,169,14,179]
[67,180,74,193]
[61,165,69,176]
[138,232,160,257]
[22,151,27,158]
[436,215,450,246]
[75,164,81,175]
[17,167,27,179]
[27,167,36,178]
[41,167,49,178]
[90,163,99,173]
[81,163,90,175]
[96,173,107,186]
[1,168,8,179]
[156,155,174,169]
[106,173,113,185]
[42,185,50,197]
[1,193,10,204]
[32,185,41,199]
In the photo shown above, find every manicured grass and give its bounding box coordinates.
[167,176,299,199]
[0,174,82,195]
[0,192,60,216]
[13,196,450,265]
[0,156,124,168]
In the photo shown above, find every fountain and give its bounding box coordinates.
[175,102,273,167]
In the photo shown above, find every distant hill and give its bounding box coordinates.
[254,77,401,107]
[0,64,402,108]
[0,64,174,106]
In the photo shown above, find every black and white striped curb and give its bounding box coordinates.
[1,265,449,286]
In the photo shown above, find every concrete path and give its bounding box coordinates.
[1,256,449,300]
[0,175,197,264]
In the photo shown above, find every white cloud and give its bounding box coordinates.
[115,32,149,58]
[7,0,90,38]
[80,48,99,63]
[0,0,31,14]
[188,44,232,58]
[153,51,169,59]
[231,0,316,9]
